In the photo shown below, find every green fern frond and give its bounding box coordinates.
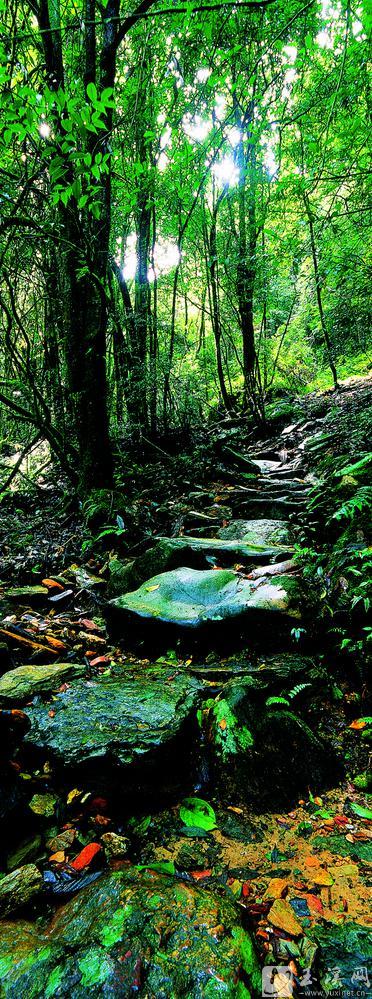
[288,683,312,699]
[265,696,290,708]
[332,487,372,523]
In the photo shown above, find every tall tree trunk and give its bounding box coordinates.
[303,192,338,389]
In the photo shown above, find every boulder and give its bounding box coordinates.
[0,868,260,997]
[2,585,48,604]
[310,922,371,996]
[23,673,200,781]
[107,531,293,599]
[0,864,43,918]
[0,663,85,705]
[207,677,339,809]
[217,518,293,546]
[109,566,303,630]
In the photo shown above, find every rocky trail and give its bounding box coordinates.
[0,393,371,997]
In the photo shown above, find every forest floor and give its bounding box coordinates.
[0,376,371,998]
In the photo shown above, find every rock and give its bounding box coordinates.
[0,662,85,704]
[263,878,289,900]
[109,567,303,630]
[207,677,340,808]
[101,832,129,859]
[107,531,292,599]
[311,922,371,996]
[218,518,293,546]
[0,868,260,997]
[29,792,58,819]
[268,898,303,936]
[0,864,43,917]
[23,673,200,780]
[2,585,48,604]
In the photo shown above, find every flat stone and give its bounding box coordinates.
[109,566,302,630]
[311,922,371,995]
[0,864,43,918]
[24,673,200,772]
[268,898,303,936]
[218,518,293,546]
[0,868,260,997]
[0,662,85,704]
[29,792,58,819]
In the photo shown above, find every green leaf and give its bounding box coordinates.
[137,860,175,875]
[179,797,216,831]
[86,82,97,102]
[350,803,372,820]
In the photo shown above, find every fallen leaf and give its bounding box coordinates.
[90,655,110,667]
[145,584,160,592]
[49,850,65,863]
[48,710,55,718]
[70,842,102,871]
[268,898,303,936]
[67,788,83,805]
[42,579,64,592]
[219,719,227,730]
[190,869,212,880]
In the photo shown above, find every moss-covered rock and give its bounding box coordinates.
[109,566,303,630]
[0,663,85,705]
[207,677,340,809]
[23,673,200,778]
[107,532,293,599]
[0,864,43,918]
[217,518,293,546]
[0,868,260,997]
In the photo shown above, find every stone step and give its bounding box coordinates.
[109,566,303,631]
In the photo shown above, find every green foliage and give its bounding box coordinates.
[179,798,216,832]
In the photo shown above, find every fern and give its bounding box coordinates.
[332,487,372,522]
[265,696,290,708]
[288,683,312,699]
[337,453,372,478]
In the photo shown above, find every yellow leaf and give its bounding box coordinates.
[146,584,160,592]
[67,788,83,804]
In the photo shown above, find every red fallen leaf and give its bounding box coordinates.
[92,814,111,828]
[349,718,366,730]
[334,815,348,825]
[256,929,269,940]
[70,842,102,871]
[242,882,252,898]
[90,655,110,667]
[42,578,64,591]
[190,869,212,880]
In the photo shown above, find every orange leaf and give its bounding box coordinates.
[48,710,55,718]
[49,850,65,863]
[90,655,109,667]
[42,579,64,591]
[190,869,212,880]
[70,842,101,871]
[219,719,227,730]
[46,636,66,651]
[304,856,320,867]
[349,718,366,730]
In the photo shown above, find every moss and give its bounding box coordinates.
[78,948,112,988]
[99,906,131,947]
[45,965,63,998]
[211,699,254,757]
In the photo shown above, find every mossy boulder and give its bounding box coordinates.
[207,677,339,809]
[0,868,260,997]
[107,532,293,599]
[0,663,85,705]
[309,922,371,995]
[23,673,200,783]
[217,519,293,547]
[109,567,303,631]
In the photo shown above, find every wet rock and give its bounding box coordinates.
[107,531,292,600]
[207,677,339,809]
[0,863,43,917]
[311,922,371,996]
[23,674,200,780]
[0,662,85,704]
[217,520,293,546]
[0,868,260,997]
[109,566,303,630]
[47,829,76,854]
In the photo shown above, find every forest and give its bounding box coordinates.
[0,0,371,992]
